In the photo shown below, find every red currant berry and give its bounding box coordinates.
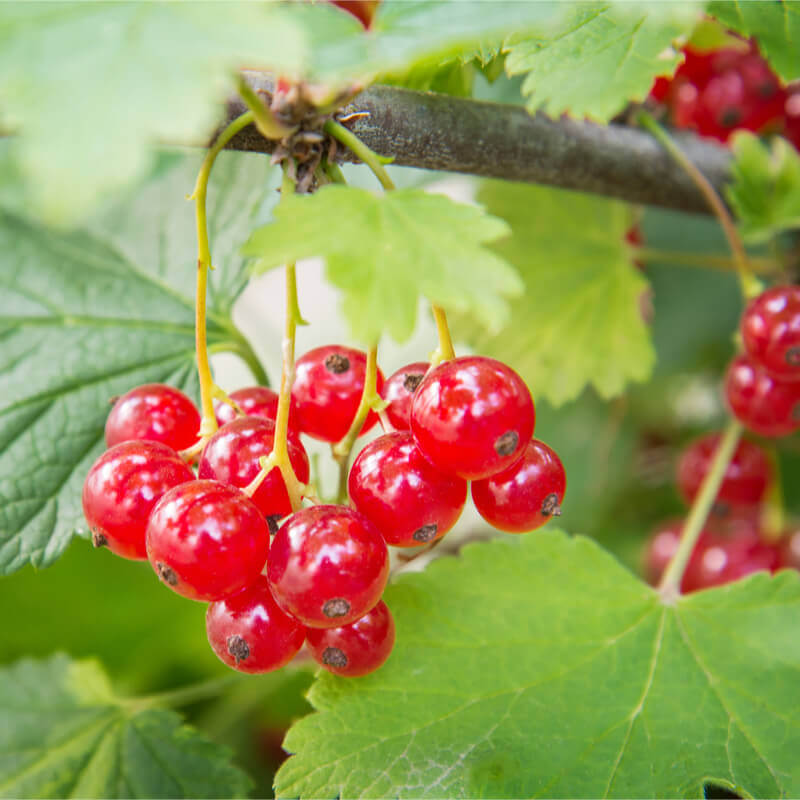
[105,383,201,451]
[267,505,389,628]
[741,286,800,381]
[642,519,682,585]
[348,432,467,547]
[306,599,395,677]
[410,356,535,480]
[82,440,194,560]
[382,362,429,431]
[216,386,277,426]
[676,433,772,509]
[471,439,565,533]
[681,527,781,593]
[146,480,270,601]
[198,417,309,519]
[206,576,305,673]
[724,354,800,437]
[291,345,385,443]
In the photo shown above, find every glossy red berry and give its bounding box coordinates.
[382,362,429,431]
[215,386,279,426]
[291,345,385,442]
[741,286,800,381]
[471,439,565,533]
[267,505,389,628]
[146,480,270,602]
[348,432,467,547]
[82,440,194,560]
[206,576,305,673]
[681,527,781,593]
[676,433,772,509]
[306,600,395,677]
[724,354,800,437]
[105,383,201,451]
[410,356,535,480]
[198,417,309,520]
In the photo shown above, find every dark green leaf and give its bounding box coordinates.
[451,180,655,406]
[244,185,522,344]
[0,151,271,574]
[0,655,252,798]
[277,533,800,798]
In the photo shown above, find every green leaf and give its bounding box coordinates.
[504,3,697,122]
[0,151,271,575]
[277,532,800,799]
[0,655,252,799]
[727,132,800,243]
[708,0,800,82]
[244,185,522,344]
[451,181,655,406]
[0,3,303,224]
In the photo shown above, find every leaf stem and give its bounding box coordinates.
[128,675,242,712]
[237,75,296,140]
[430,304,456,365]
[323,119,396,191]
[635,248,778,275]
[658,420,743,602]
[332,343,384,503]
[191,110,256,439]
[637,112,762,300]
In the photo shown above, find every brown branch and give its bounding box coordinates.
[222,72,732,215]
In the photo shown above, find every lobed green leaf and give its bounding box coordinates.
[277,532,800,799]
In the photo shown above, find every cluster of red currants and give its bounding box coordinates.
[649,38,800,149]
[645,285,800,593]
[82,346,565,678]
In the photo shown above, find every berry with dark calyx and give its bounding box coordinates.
[382,362,429,431]
[676,433,772,510]
[471,439,565,533]
[206,576,305,673]
[267,505,389,628]
[198,417,309,518]
[681,526,781,593]
[82,440,194,560]
[410,356,535,480]
[642,519,683,585]
[724,354,800,437]
[306,600,395,677]
[105,383,201,451]
[291,345,385,443]
[146,480,270,601]
[348,432,467,547]
[741,286,800,381]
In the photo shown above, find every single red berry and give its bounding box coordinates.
[348,432,467,547]
[410,356,535,480]
[267,505,389,628]
[291,345,385,443]
[642,519,683,585]
[206,576,305,673]
[216,386,279,427]
[724,354,800,437]
[306,599,395,677]
[198,417,309,519]
[382,362,429,431]
[105,383,201,451]
[676,433,772,510]
[82,440,194,560]
[741,286,800,381]
[681,527,781,593]
[146,480,270,602]
[330,0,378,28]
[471,439,565,533]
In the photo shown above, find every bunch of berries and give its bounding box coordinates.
[649,38,798,148]
[82,346,565,678]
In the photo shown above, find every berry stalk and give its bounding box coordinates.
[635,249,779,276]
[636,111,762,300]
[323,118,396,191]
[658,419,743,602]
[236,75,296,140]
[431,304,456,364]
[191,109,256,440]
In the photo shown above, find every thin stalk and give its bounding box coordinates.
[322,158,347,184]
[323,119,396,191]
[332,344,383,502]
[760,446,785,544]
[237,75,296,139]
[636,248,778,275]
[637,112,762,300]
[430,304,456,364]
[658,420,743,602]
[191,110,256,437]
